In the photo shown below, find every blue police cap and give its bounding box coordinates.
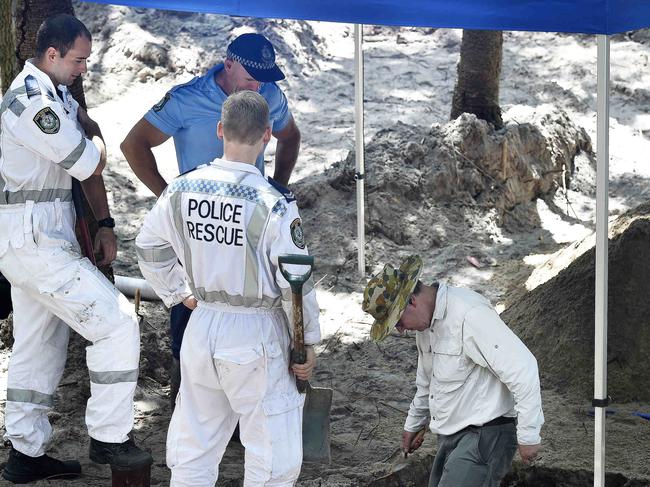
[226,33,285,83]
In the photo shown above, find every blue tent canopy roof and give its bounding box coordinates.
[81,0,650,34]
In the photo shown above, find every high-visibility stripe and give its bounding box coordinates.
[194,287,282,308]
[89,368,139,385]
[0,177,6,205]
[6,388,53,407]
[59,138,87,170]
[2,188,72,205]
[170,190,195,293]
[0,87,27,118]
[135,244,176,263]
[244,204,269,300]
[280,279,315,302]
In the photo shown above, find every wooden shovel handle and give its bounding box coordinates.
[278,254,313,394]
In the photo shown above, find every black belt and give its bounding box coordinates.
[459,416,515,434]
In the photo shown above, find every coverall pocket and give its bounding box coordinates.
[0,213,26,257]
[214,347,266,413]
[262,340,302,416]
[213,346,264,366]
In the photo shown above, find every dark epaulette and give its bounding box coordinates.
[267,177,296,203]
[24,75,41,99]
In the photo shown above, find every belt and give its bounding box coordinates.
[459,416,516,435]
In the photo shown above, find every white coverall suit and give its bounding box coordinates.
[136,159,321,487]
[0,61,141,457]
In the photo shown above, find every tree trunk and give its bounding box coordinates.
[0,0,17,94]
[450,30,504,129]
[14,0,109,279]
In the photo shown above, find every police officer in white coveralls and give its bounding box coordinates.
[0,14,152,483]
[136,90,320,486]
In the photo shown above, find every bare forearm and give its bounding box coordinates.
[273,136,300,186]
[80,175,111,220]
[121,143,167,197]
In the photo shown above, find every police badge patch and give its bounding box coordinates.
[152,93,170,112]
[290,218,305,249]
[33,107,60,134]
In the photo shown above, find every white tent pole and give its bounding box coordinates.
[354,24,366,276]
[593,33,609,487]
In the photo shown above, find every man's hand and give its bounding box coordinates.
[402,428,426,455]
[518,443,541,465]
[291,345,315,381]
[94,227,117,266]
[182,295,198,310]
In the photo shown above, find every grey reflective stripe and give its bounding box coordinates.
[195,286,282,308]
[6,388,54,407]
[59,138,87,170]
[244,204,270,300]
[170,190,195,290]
[0,86,27,118]
[89,368,139,385]
[135,244,176,263]
[280,278,314,302]
[3,188,72,205]
[0,177,6,205]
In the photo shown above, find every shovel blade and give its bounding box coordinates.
[302,384,333,464]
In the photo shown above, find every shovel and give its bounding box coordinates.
[278,254,333,464]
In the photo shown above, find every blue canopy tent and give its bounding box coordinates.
[81,1,650,485]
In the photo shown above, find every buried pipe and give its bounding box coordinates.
[114,275,160,302]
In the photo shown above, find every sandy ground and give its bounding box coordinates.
[1,2,650,485]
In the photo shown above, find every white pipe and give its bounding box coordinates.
[114,275,160,302]
[593,34,609,487]
[354,23,366,277]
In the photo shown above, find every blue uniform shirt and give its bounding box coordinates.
[144,63,292,174]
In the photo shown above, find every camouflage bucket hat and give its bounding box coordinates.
[362,255,423,342]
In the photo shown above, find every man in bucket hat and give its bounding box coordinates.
[363,256,544,487]
[121,32,301,410]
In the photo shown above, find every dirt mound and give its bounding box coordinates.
[291,105,593,291]
[502,202,650,402]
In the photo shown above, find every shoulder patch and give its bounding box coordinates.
[152,93,171,112]
[33,107,60,134]
[290,218,305,249]
[24,75,41,99]
[267,176,296,203]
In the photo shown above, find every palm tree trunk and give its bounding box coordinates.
[0,0,17,94]
[450,30,504,129]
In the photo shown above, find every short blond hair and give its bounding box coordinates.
[221,91,270,145]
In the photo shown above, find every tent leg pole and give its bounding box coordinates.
[594,33,609,487]
[354,23,365,277]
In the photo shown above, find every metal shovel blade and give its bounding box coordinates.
[302,383,333,464]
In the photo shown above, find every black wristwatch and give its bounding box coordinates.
[97,217,116,229]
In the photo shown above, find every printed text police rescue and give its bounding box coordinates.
[186,198,244,246]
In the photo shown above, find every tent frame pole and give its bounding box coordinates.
[354,23,366,277]
[594,33,609,487]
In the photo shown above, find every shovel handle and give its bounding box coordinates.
[72,178,96,266]
[278,254,313,294]
[278,254,314,395]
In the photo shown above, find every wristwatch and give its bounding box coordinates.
[97,217,116,229]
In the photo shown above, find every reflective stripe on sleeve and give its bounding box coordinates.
[280,279,315,302]
[59,138,87,170]
[0,86,27,118]
[89,368,139,385]
[135,244,176,263]
[6,388,54,407]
